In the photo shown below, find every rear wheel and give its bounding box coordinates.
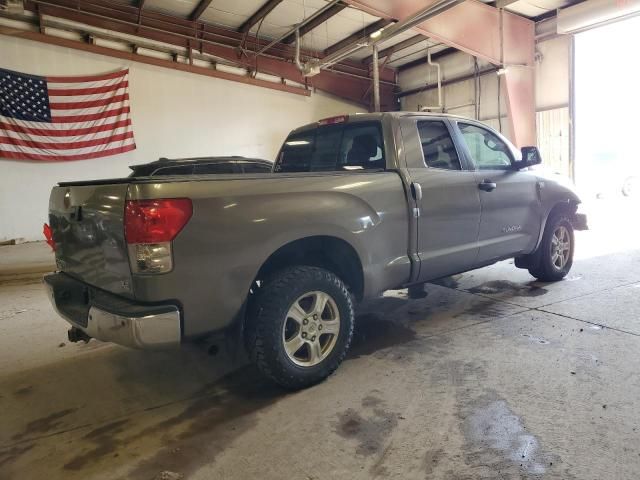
[528,214,574,282]
[246,266,354,390]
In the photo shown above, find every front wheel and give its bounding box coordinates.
[528,214,575,282]
[246,266,354,390]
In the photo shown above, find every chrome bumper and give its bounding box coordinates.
[44,273,181,349]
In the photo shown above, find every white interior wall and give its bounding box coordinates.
[0,36,365,241]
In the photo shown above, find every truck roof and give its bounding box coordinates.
[291,111,474,134]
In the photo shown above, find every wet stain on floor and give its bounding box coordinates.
[349,314,417,359]
[335,395,398,456]
[119,366,284,480]
[455,300,517,320]
[11,408,77,441]
[423,447,445,476]
[13,385,33,397]
[64,420,131,471]
[467,280,548,298]
[0,444,34,469]
[461,398,561,477]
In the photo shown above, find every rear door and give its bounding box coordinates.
[452,121,542,265]
[400,116,481,282]
[49,183,133,297]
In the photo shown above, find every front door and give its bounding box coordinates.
[452,121,542,265]
[400,117,482,282]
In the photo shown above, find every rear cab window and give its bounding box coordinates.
[275,121,385,173]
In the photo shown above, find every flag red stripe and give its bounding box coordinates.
[48,81,129,96]
[0,143,136,161]
[49,94,130,110]
[52,107,130,123]
[0,119,132,137]
[0,131,134,149]
[46,70,128,83]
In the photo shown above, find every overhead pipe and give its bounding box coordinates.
[299,0,465,77]
[294,28,303,71]
[371,44,380,112]
[419,48,442,112]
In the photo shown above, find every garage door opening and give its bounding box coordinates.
[574,15,640,199]
[573,14,640,260]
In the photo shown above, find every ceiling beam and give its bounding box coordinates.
[20,0,396,106]
[396,46,457,71]
[189,0,214,21]
[324,18,391,56]
[281,2,347,44]
[342,0,536,146]
[238,0,283,33]
[362,34,425,64]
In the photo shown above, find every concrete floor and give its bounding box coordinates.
[1,198,639,480]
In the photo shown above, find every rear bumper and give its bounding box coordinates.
[44,272,181,349]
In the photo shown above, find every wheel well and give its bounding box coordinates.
[254,236,364,301]
[547,200,578,221]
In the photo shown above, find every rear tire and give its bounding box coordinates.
[246,266,354,390]
[528,213,575,282]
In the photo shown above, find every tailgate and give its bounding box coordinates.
[49,184,133,297]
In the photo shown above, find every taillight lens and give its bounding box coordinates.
[43,223,56,251]
[124,199,192,244]
[124,199,192,274]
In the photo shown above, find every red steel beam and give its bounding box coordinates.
[0,27,311,96]
[24,0,395,106]
[343,0,536,147]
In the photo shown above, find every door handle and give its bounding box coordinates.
[478,180,497,192]
[410,182,423,201]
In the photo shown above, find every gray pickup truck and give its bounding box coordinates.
[45,112,587,389]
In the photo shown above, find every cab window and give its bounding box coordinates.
[458,123,512,170]
[275,122,384,172]
[416,120,461,170]
[193,162,236,174]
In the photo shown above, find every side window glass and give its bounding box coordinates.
[276,130,315,172]
[151,165,194,175]
[458,123,512,170]
[193,163,235,174]
[338,123,385,171]
[416,121,461,170]
[241,162,272,173]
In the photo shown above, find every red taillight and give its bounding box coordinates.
[43,223,56,251]
[124,199,192,244]
[318,115,348,126]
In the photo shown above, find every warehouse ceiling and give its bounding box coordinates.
[89,0,583,70]
[0,0,582,110]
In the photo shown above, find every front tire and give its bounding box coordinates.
[528,213,575,282]
[246,266,354,390]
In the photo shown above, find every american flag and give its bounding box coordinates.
[0,68,135,161]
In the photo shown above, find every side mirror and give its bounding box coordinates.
[517,146,542,169]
